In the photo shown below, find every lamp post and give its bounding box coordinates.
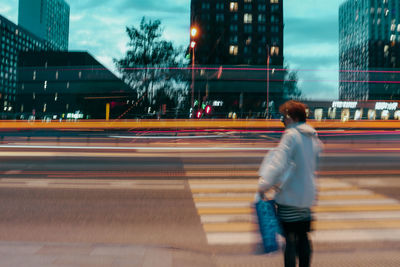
[190,27,198,116]
[266,44,270,119]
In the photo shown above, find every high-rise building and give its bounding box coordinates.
[190,0,283,65]
[0,15,47,117]
[190,0,284,118]
[339,0,400,100]
[18,0,70,51]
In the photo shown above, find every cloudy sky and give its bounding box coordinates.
[0,0,346,100]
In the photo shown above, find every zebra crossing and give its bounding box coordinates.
[189,178,400,245]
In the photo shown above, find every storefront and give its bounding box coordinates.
[304,100,400,121]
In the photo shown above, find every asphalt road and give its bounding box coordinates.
[0,130,399,266]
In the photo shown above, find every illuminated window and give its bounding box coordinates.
[245,37,252,45]
[270,0,279,3]
[229,45,238,55]
[271,46,279,56]
[244,0,252,2]
[230,2,238,11]
[244,14,252,23]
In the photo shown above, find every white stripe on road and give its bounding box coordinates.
[192,189,377,198]
[315,211,400,221]
[200,211,400,224]
[318,189,375,196]
[206,229,400,245]
[109,135,225,139]
[201,214,256,224]
[194,198,399,209]
[0,145,273,151]
[0,179,185,190]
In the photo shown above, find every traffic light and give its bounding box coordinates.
[205,105,212,115]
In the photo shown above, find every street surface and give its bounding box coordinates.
[0,129,399,266]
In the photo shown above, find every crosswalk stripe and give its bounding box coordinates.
[197,205,400,215]
[200,211,400,223]
[203,219,400,233]
[194,198,398,208]
[206,229,400,245]
[193,194,386,202]
[189,178,400,246]
[190,186,360,194]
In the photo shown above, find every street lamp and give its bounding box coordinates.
[266,44,270,119]
[190,27,198,116]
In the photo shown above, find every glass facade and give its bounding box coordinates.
[18,0,70,51]
[0,15,46,115]
[339,0,400,100]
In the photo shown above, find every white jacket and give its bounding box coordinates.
[258,122,323,208]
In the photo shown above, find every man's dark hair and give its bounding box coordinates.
[279,100,308,122]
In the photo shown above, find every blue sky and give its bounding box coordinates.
[0,0,346,100]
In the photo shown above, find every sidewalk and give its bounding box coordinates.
[0,241,400,267]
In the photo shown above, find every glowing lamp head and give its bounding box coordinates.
[190,41,196,49]
[191,27,198,37]
[205,105,211,114]
[196,110,202,118]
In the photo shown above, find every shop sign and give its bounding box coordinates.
[212,101,223,107]
[375,102,398,110]
[332,101,358,109]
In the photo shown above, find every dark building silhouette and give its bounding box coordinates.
[17,51,132,119]
[190,0,284,118]
[340,0,400,100]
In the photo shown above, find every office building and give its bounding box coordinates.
[0,15,47,117]
[190,0,284,118]
[18,0,70,51]
[339,0,400,100]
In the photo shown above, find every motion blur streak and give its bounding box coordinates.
[1,119,400,130]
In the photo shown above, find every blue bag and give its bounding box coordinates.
[255,199,281,253]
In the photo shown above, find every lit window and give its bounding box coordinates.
[33,71,36,80]
[271,46,279,56]
[43,103,47,112]
[229,45,238,55]
[244,0,252,2]
[270,0,279,3]
[55,93,58,101]
[244,14,252,23]
[55,71,59,80]
[230,2,238,11]
[245,37,252,45]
